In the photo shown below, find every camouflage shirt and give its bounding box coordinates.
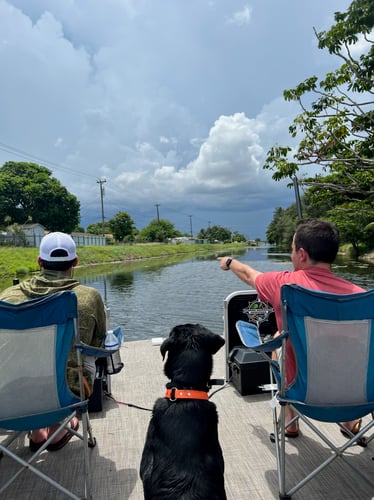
[0,270,107,396]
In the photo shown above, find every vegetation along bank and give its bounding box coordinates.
[0,242,247,279]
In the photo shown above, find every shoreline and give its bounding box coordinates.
[0,242,248,279]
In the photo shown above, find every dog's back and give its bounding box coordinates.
[140,324,227,500]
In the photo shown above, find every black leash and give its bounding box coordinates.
[103,378,230,412]
[104,391,152,412]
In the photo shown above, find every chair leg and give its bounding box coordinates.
[0,431,23,455]
[278,404,288,498]
[81,408,97,499]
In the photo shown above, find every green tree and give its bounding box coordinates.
[108,211,136,242]
[86,222,111,235]
[197,225,232,243]
[0,161,80,232]
[231,230,247,243]
[266,206,298,249]
[263,0,374,251]
[137,218,181,242]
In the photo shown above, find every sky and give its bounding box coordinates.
[0,0,353,239]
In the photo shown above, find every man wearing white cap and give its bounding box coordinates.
[0,232,107,451]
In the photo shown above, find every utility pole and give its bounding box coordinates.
[97,178,107,236]
[155,204,160,223]
[189,215,193,238]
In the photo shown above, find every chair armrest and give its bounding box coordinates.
[248,331,288,353]
[75,342,117,358]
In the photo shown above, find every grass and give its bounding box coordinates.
[0,242,247,278]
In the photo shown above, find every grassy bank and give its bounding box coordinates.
[0,242,247,278]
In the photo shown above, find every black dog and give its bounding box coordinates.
[140,324,227,500]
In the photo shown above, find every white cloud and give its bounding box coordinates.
[0,0,354,237]
[226,5,252,26]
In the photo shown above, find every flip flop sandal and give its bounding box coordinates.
[279,418,300,437]
[340,418,362,438]
[270,419,299,442]
[46,418,79,452]
[284,428,299,438]
[29,438,47,452]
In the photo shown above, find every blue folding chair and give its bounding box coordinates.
[0,291,99,499]
[243,284,374,499]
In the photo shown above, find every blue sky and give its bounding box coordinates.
[0,0,353,238]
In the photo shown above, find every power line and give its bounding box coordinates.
[0,139,232,232]
[0,141,97,179]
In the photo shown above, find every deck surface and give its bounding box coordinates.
[1,339,374,499]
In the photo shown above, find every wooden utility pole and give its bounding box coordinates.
[97,178,107,236]
[155,204,160,223]
[189,215,193,238]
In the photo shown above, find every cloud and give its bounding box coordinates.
[0,0,353,237]
[226,5,252,26]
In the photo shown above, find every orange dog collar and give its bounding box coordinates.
[165,388,209,401]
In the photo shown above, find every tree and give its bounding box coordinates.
[86,222,111,235]
[266,206,298,249]
[197,225,232,243]
[263,0,374,250]
[0,161,80,232]
[137,218,181,242]
[231,231,247,243]
[108,211,136,242]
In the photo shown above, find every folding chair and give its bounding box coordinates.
[0,291,98,499]
[242,284,374,499]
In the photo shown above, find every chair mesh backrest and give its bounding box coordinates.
[0,291,79,421]
[281,285,374,407]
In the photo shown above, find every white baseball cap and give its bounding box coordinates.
[39,232,77,262]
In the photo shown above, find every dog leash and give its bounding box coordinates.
[103,379,230,412]
[104,391,152,411]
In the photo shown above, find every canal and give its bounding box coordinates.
[73,247,374,342]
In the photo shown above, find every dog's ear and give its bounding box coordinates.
[160,325,182,359]
[197,325,225,354]
[160,324,190,359]
[160,336,172,360]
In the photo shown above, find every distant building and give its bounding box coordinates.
[0,224,107,247]
[21,223,46,247]
[71,232,106,246]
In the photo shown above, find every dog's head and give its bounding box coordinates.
[160,324,225,389]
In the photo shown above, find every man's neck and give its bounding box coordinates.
[304,262,332,271]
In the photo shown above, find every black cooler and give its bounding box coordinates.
[224,290,276,396]
[228,347,271,395]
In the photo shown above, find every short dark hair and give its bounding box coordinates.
[294,219,340,264]
[40,249,76,271]
[40,259,76,271]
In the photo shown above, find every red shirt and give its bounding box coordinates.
[255,267,365,383]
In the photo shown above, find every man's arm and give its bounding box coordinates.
[217,256,263,289]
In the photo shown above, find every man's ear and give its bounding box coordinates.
[37,256,43,267]
[298,247,308,263]
[72,257,78,267]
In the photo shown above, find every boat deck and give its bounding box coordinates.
[1,339,374,499]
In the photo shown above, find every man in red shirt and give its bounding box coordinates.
[218,218,364,436]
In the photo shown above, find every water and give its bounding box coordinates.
[76,248,374,342]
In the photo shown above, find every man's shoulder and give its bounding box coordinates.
[73,283,101,297]
[256,269,294,285]
[0,285,28,303]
